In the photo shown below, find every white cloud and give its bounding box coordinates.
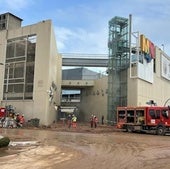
[0,0,33,11]
[55,26,108,54]
[42,0,170,56]
[54,26,75,52]
[132,14,170,55]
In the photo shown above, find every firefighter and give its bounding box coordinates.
[101,115,104,125]
[19,114,25,127]
[67,114,72,128]
[15,113,20,127]
[90,114,94,128]
[94,116,98,128]
[72,114,77,128]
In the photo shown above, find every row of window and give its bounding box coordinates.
[3,35,36,100]
[118,109,169,119]
[149,109,169,119]
[0,23,6,30]
[0,14,6,20]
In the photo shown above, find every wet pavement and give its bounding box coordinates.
[0,125,170,169]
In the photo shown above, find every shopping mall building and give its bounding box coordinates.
[0,13,170,125]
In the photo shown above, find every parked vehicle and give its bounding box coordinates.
[117,106,170,135]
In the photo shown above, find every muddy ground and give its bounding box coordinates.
[0,123,170,169]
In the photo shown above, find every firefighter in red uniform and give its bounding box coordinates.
[94,116,98,128]
[19,114,25,127]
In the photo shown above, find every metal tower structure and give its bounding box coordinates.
[107,16,130,123]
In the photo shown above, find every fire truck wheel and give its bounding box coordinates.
[157,126,165,136]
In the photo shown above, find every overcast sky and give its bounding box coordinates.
[0,0,170,56]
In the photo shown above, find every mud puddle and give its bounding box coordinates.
[0,140,39,157]
[0,127,170,169]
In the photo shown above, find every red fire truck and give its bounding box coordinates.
[117,106,170,135]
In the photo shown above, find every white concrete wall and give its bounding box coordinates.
[80,76,108,123]
[0,20,62,125]
[128,46,170,107]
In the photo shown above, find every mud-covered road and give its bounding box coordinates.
[0,124,170,169]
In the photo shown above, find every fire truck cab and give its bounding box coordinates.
[117,106,170,135]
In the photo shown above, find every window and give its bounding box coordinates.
[136,110,144,116]
[2,23,6,29]
[149,109,156,119]
[118,110,125,117]
[127,110,135,123]
[3,14,6,19]
[4,35,36,100]
[127,110,134,117]
[162,110,169,119]
[6,43,15,58]
[153,58,156,73]
[16,41,26,57]
[155,110,160,119]
[14,63,24,78]
[136,110,144,124]
[8,84,24,93]
[118,110,126,122]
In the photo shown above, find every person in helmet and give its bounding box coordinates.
[71,114,77,128]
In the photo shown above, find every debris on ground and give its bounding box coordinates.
[0,136,10,148]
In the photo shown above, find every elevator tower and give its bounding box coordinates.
[107,16,130,123]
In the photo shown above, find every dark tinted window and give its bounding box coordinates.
[155,110,160,119]
[162,110,169,119]
[149,109,156,119]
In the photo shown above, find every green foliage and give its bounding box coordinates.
[0,137,10,148]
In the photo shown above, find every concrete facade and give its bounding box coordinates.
[80,76,108,122]
[62,67,101,80]
[0,12,22,31]
[128,46,170,107]
[0,18,62,125]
